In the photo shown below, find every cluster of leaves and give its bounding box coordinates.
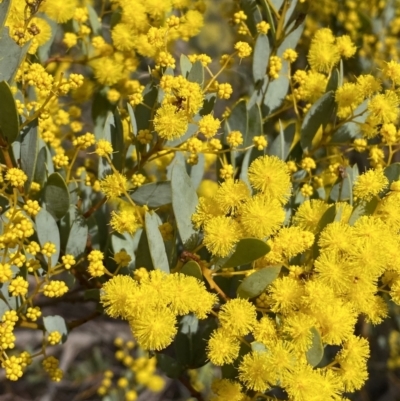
[2,0,400,400]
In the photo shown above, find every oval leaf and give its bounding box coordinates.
[44,173,70,220]
[171,163,198,246]
[145,212,170,273]
[188,60,204,87]
[253,34,270,83]
[300,91,336,152]
[237,266,281,299]
[43,315,68,343]
[130,181,172,207]
[20,118,38,193]
[0,81,19,144]
[223,238,270,268]
[306,327,324,366]
[181,261,203,281]
[35,208,60,267]
[66,213,88,259]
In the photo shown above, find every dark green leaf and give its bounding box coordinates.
[300,91,335,152]
[156,354,184,379]
[326,69,340,92]
[35,209,60,266]
[135,229,153,270]
[0,28,30,83]
[248,76,269,108]
[188,61,204,87]
[0,80,19,144]
[66,213,88,259]
[20,118,38,193]
[306,327,324,367]
[44,173,70,220]
[224,238,270,268]
[130,181,171,207]
[43,315,68,343]
[246,103,263,147]
[237,266,281,299]
[240,0,262,36]
[103,109,124,172]
[330,166,354,202]
[312,205,336,258]
[181,261,203,281]
[171,163,198,246]
[269,121,296,161]
[225,100,248,144]
[200,94,216,116]
[180,54,192,78]
[127,103,137,137]
[92,89,111,139]
[84,289,100,301]
[253,34,270,83]
[383,163,400,196]
[145,212,170,273]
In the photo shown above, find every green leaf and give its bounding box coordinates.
[130,181,171,207]
[156,354,185,379]
[145,212,170,273]
[0,0,11,29]
[44,173,70,220]
[269,121,296,161]
[246,103,263,147]
[330,166,355,202]
[253,34,270,83]
[348,198,379,226]
[37,15,58,63]
[174,315,218,369]
[0,28,30,83]
[111,229,142,270]
[103,109,124,172]
[84,288,100,301]
[237,266,281,299]
[135,229,153,270]
[87,4,102,35]
[263,63,289,112]
[0,81,19,144]
[224,238,270,268]
[383,163,400,197]
[66,212,88,259]
[171,163,198,246]
[300,91,336,152]
[20,118,38,193]
[312,204,336,258]
[251,341,267,353]
[43,315,68,343]
[181,261,203,281]
[35,209,60,267]
[240,0,262,36]
[92,89,112,139]
[136,83,159,131]
[200,93,216,116]
[180,54,192,78]
[277,21,305,56]
[127,103,137,137]
[248,76,269,108]
[190,153,205,190]
[188,60,204,87]
[326,69,340,92]
[225,100,248,144]
[306,327,324,367]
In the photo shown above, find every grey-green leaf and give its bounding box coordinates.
[44,173,70,220]
[246,103,263,147]
[0,80,19,144]
[35,209,60,266]
[145,212,170,273]
[43,315,68,343]
[20,118,38,193]
[180,54,192,78]
[224,238,270,268]
[130,181,172,207]
[171,163,198,246]
[225,100,248,144]
[0,28,30,83]
[253,34,270,83]
[87,4,102,35]
[188,60,204,87]
[66,213,88,259]
[127,103,137,137]
[306,327,324,366]
[300,91,336,152]
[237,266,281,299]
[181,261,203,281]
[263,63,289,113]
[269,121,296,161]
[0,0,11,28]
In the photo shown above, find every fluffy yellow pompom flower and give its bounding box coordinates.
[203,216,241,257]
[234,41,252,58]
[367,90,399,124]
[353,168,389,201]
[238,351,272,392]
[40,0,77,23]
[214,179,251,214]
[198,114,221,138]
[211,379,243,401]
[95,139,113,157]
[129,306,177,351]
[153,103,188,140]
[218,298,257,336]
[248,155,292,203]
[101,275,139,320]
[207,328,240,366]
[99,173,129,199]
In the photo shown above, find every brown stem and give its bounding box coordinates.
[178,376,204,401]
[68,311,101,330]
[83,195,107,219]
